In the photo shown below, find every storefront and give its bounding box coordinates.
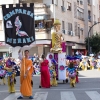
[72,43,87,55]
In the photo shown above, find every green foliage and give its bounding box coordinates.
[85,33,100,54]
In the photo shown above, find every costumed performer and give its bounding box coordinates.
[50,59,58,86]
[17,49,33,99]
[73,57,79,83]
[66,57,77,87]
[39,54,50,88]
[0,58,6,85]
[97,56,100,71]
[5,58,16,93]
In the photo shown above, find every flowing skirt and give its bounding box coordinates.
[41,66,50,88]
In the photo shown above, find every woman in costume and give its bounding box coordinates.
[5,58,16,93]
[66,57,78,87]
[0,58,6,85]
[50,59,57,86]
[97,56,100,70]
[39,54,50,88]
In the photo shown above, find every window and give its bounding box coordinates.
[77,7,84,20]
[78,25,80,38]
[88,10,91,21]
[0,21,2,30]
[68,23,72,31]
[52,0,58,5]
[74,22,77,36]
[80,28,83,35]
[67,2,71,11]
[77,0,79,5]
[62,21,65,33]
[62,21,65,29]
[92,0,95,6]
[87,0,91,5]
[62,0,64,6]
[80,0,83,5]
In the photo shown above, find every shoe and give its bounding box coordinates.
[72,83,75,87]
[39,85,41,88]
[29,96,33,99]
[17,96,23,99]
[66,79,68,83]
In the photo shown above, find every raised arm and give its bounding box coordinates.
[18,49,23,60]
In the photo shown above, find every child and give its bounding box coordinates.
[50,59,57,86]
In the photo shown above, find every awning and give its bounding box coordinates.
[66,41,75,46]
[72,44,86,49]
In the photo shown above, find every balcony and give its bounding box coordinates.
[35,28,51,39]
[19,0,43,3]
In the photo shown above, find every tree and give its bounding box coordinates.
[85,33,100,54]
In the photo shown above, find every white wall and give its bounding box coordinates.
[43,0,52,5]
[0,0,19,5]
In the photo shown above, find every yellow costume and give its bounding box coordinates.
[50,19,63,53]
[5,67,16,93]
[0,61,6,85]
[50,65,57,86]
[70,78,76,87]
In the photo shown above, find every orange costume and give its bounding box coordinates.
[20,57,33,96]
[17,52,33,99]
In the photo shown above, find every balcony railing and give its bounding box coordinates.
[35,28,51,33]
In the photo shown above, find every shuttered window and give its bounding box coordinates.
[74,2,77,18]
[68,23,72,31]
[74,22,77,36]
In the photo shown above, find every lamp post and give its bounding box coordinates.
[88,22,100,56]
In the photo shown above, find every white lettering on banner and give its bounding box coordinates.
[6,36,34,44]
[3,9,34,21]
[58,53,66,80]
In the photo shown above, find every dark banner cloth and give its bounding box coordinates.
[2,3,35,47]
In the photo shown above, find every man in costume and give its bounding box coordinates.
[17,49,33,99]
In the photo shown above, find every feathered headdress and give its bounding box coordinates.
[51,59,57,65]
[0,57,3,62]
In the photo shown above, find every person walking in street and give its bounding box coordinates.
[17,49,33,99]
[39,54,50,88]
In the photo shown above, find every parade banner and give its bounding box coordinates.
[58,53,66,80]
[2,3,35,47]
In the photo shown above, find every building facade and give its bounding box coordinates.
[0,0,100,58]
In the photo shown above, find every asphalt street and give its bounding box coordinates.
[0,69,100,100]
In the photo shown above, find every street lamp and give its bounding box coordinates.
[88,22,100,56]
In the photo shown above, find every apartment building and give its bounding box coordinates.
[0,0,100,58]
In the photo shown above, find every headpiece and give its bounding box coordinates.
[53,19,61,25]
[51,59,57,65]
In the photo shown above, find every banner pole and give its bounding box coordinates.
[22,51,25,76]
